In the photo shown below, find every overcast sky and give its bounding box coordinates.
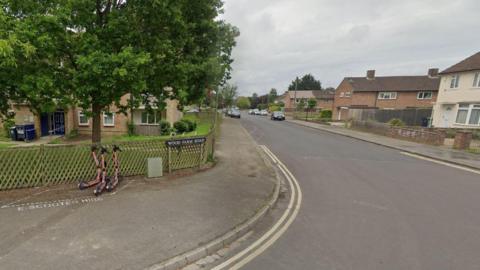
[220,0,480,96]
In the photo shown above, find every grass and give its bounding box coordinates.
[0,143,14,149]
[467,148,480,155]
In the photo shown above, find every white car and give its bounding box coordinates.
[260,110,268,116]
[253,109,260,115]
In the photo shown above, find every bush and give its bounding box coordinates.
[173,121,188,133]
[388,118,405,127]
[2,118,15,138]
[268,105,281,112]
[181,119,196,132]
[67,129,79,139]
[320,110,332,119]
[159,120,171,136]
[127,122,136,136]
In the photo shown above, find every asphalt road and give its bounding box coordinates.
[239,113,480,270]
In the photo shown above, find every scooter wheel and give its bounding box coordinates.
[78,182,86,190]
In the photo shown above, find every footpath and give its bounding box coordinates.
[287,119,480,170]
[0,118,279,270]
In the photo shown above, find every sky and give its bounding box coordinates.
[220,0,480,96]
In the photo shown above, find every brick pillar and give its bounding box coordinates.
[453,131,472,150]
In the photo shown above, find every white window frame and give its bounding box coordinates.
[140,111,161,125]
[78,111,89,126]
[455,104,480,126]
[339,92,345,97]
[103,112,115,127]
[473,72,480,88]
[450,74,460,89]
[417,91,433,100]
[344,92,351,98]
[378,92,397,100]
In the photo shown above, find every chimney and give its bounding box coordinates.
[428,68,439,78]
[366,70,375,80]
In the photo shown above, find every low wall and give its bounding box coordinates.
[134,125,161,136]
[351,120,445,146]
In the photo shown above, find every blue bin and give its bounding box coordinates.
[16,124,36,142]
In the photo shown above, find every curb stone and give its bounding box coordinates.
[145,146,282,270]
[287,120,480,171]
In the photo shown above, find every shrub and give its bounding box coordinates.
[320,110,332,119]
[173,121,188,133]
[181,119,196,132]
[159,120,171,136]
[388,118,406,127]
[2,118,15,138]
[67,129,79,139]
[127,122,136,136]
[268,105,281,112]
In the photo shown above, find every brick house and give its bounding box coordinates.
[333,69,440,120]
[2,94,183,139]
[283,90,334,111]
[431,51,480,128]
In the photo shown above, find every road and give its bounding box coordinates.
[238,113,480,270]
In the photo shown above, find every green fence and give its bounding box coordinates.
[0,131,215,190]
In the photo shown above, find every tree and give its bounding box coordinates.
[220,83,238,108]
[296,99,306,111]
[306,98,317,120]
[288,74,322,90]
[0,1,239,142]
[236,96,251,109]
[249,92,259,109]
[268,88,278,103]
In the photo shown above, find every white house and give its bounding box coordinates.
[432,52,480,128]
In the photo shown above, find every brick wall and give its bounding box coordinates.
[333,80,353,119]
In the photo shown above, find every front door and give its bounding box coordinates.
[52,111,65,135]
[40,113,50,136]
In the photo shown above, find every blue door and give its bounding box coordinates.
[40,114,50,136]
[53,111,65,135]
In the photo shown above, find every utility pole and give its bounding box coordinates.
[293,77,298,118]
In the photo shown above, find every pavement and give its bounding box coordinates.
[0,117,278,270]
[238,113,480,270]
[287,119,480,170]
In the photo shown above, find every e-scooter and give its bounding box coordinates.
[78,145,103,190]
[93,147,109,196]
[106,145,121,192]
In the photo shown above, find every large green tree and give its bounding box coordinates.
[236,96,251,110]
[0,0,238,142]
[288,74,322,90]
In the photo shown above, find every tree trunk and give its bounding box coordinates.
[92,103,102,143]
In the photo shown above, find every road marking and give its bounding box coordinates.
[401,152,480,175]
[0,197,103,212]
[212,145,302,270]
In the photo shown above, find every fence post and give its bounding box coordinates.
[199,143,204,168]
[168,146,172,174]
[40,144,45,186]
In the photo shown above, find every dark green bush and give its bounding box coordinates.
[2,118,15,138]
[127,122,136,136]
[173,121,188,133]
[181,119,194,132]
[320,110,332,119]
[159,120,171,136]
[388,118,406,127]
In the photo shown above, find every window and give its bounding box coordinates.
[78,111,89,126]
[345,92,351,98]
[378,92,397,100]
[103,112,115,127]
[450,74,460,89]
[141,111,162,125]
[339,92,345,97]
[473,72,480,88]
[456,104,480,125]
[417,91,433,100]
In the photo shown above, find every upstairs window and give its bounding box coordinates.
[473,72,480,88]
[378,92,397,100]
[344,92,352,98]
[450,74,460,89]
[417,91,433,100]
[339,92,345,97]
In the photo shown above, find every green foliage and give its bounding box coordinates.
[388,118,406,127]
[320,110,332,119]
[181,119,196,132]
[220,84,238,108]
[307,98,317,109]
[66,129,79,140]
[269,105,281,112]
[127,122,136,137]
[2,118,15,138]
[268,88,278,103]
[236,96,251,109]
[257,104,268,110]
[296,100,306,110]
[159,120,171,136]
[288,74,322,90]
[174,121,189,133]
[277,101,285,107]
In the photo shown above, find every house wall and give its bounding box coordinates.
[333,80,353,119]
[432,71,480,128]
[316,99,334,110]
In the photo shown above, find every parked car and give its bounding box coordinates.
[248,109,254,115]
[230,109,241,118]
[271,111,285,121]
[253,109,260,115]
[259,110,268,116]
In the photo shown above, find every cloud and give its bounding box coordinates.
[221,0,480,96]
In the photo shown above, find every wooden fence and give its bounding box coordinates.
[0,132,215,190]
